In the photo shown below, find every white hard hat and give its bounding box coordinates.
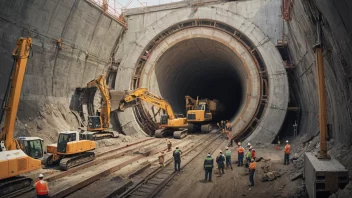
[251,158,254,162]
[286,140,289,143]
[226,147,229,150]
[39,174,44,178]
[207,153,211,157]
[247,143,251,146]
[219,150,222,153]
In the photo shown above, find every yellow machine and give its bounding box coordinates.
[118,88,188,139]
[0,38,43,197]
[44,131,96,170]
[82,74,119,140]
[185,96,224,133]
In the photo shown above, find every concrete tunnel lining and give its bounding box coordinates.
[140,27,260,139]
[116,6,288,144]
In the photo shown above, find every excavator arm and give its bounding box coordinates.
[0,38,32,151]
[86,74,111,129]
[118,88,176,120]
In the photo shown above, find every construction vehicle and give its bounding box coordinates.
[0,38,43,197]
[44,131,96,170]
[185,96,224,133]
[118,88,188,139]
[81,74,119,140]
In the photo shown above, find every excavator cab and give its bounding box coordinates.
[88,116,102,129]
[17,137,44,159]
[57,132,77,153]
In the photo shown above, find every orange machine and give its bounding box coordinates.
[44,131,96,170]
[0,38,42,197]
[81,74,119,140]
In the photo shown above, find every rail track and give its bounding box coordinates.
[16,133,221,198]
[115,134,225,198]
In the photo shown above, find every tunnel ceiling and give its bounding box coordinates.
[155,38,246,120]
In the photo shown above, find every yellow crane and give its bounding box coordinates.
[0,38,43,197]
[118,88,188,139]
[81,74,119,140]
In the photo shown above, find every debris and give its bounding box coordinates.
[290,171,303,181]
[262,171,282,182]
[255,157,263,162]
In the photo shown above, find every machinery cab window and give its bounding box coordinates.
[196,104,209,112]
[58,133,76,153]
[24,139,44,159]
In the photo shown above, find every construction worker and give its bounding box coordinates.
[167,139,172,152]
[250,146,256,159]
[158,151,165,167]
[237,144,244,166]
[225,147,233,170]
[249,158,256,186]
[204,153,214,182]
[225,121,231,140]
[245,147,252,168]
[220,120,225,137]
[216,150,225,176]
[247,142,251,149]
[35,174,49,198]
[284,140,291,165]
[173,146,182,171]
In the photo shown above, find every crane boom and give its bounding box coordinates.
[119,88,176,120]
[0,38,32,151]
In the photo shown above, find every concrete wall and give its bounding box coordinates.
[288,0,352,145]
[115,0,288,142]
[0,0,124,138]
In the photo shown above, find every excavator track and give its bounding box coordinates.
[154,128,173,138]
[59,151,95,170]
[173,129,188,139]
[80,131,119,140]
[0,176,34,198]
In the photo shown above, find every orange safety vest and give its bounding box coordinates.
[237,147,244,153]
[284,144,291,154]
[249,161,256,170]
[35,180,49,195]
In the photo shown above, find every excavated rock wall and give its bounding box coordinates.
[0,0,124,143]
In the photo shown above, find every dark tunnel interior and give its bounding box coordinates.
[155,38,247,121]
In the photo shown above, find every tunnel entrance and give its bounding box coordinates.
[155,38,246,121]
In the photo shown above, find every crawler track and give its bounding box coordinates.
[117,134,224,198]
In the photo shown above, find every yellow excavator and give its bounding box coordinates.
[0,38,43,197]
[185,96,224,133]
[44,131,96,170]
[118,88,188,139]
[81,74,119,140]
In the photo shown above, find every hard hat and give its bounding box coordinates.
[207,153,211,157]
[249,146,253,149]
[286,140,289,143]
[176,146,179,149]
[251,158,254,162]
[39,174,44,178]
[226,147,229,150]
[247,143,251,146]
[219,150,222,153]
[237,142,241,146]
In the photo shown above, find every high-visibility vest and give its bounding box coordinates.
[225,150,231,157]
[237,147,244,153]
[35,180,49,195]
[284,144,291,154]
[245,151,252,159]
[251,149,256,158]
[249,161,256,170]
[204,157,213,168]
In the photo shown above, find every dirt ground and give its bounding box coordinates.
[158,141,304,198]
